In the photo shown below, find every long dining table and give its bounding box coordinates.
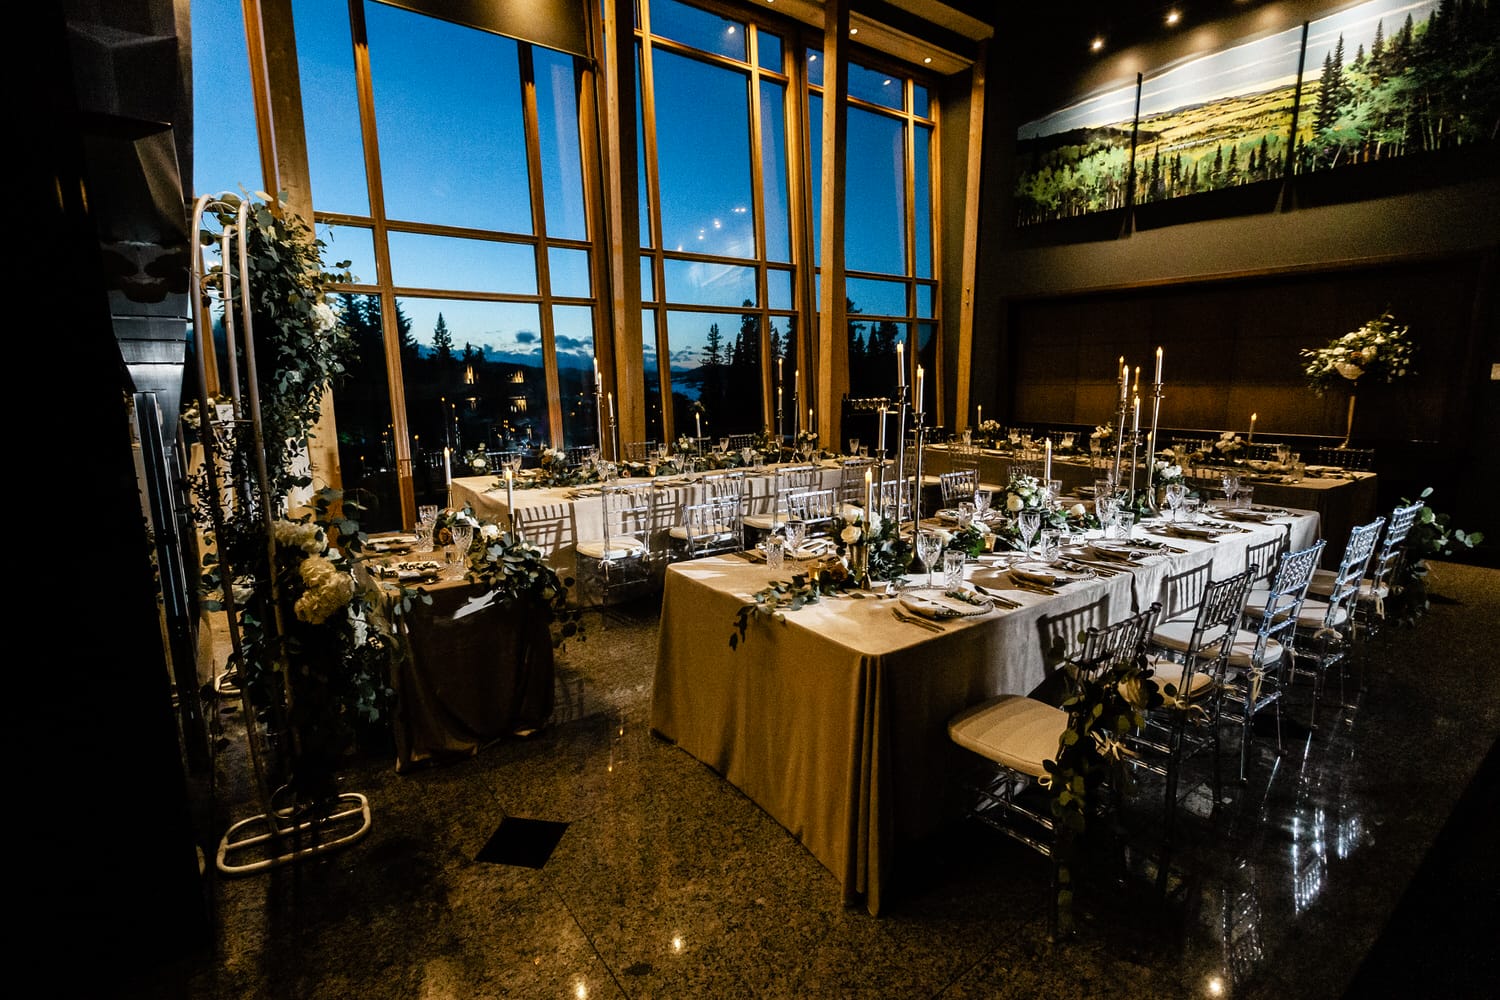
[650,508,1321,915]
[449,461,847,577]
[923,443,1376,567]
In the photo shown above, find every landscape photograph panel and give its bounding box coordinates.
[1133,24,1307,206]
[1295,0,1499,175]
[1014,77,1141,226]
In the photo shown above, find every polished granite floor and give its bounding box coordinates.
[133,561,1499,999]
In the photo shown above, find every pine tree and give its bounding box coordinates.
[702,322,723,367]
[1371,18,1386,79]
[432,312,453,362]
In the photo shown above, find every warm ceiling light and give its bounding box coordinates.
[1166,10,1181,26]
[1091,37,1105,52]
[809,52,817,61]
[923,56,932,64]
[849,27,858,35]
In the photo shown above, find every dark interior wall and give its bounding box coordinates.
[971,2,1500,556]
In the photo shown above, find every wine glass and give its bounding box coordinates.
[1017,509,1042,558]
[416,504,439,552]
[1164,482,1187,522]
[719,437,731,455]
[1220,472,1240,509]
[916,529,943,587]
[848,437,860,457]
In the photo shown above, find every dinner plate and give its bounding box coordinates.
[899,587,993,619]
[1304,464,1342,474]
[1091,542,1149,561]
[791,540,835,560]
[1218,508,1272,522]
[1164,523,1231,540]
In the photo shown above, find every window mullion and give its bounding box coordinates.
[519,42,564,448]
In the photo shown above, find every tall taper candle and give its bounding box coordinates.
[777,355,783,384]
[505,467,514,531]
[877,406,886,456]
[696,411,702,440]
[1133,366,1141,399]
[1045,438,1052,482]
[897,341,906,386]
[916,365,925,413]
[864,467,873,518]
[1249,412,1257,442]
[1119,357,1128,404]
[444,446,452,484]
[977,403,982,429]
[608,391,615,422]
[1155,346,1163,385]
[1133,394,1140,434]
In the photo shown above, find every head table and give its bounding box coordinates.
[650,508,1321,916]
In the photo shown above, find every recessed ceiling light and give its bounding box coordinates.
[849,27,858,35]
[1091,37,1105,52]
[1166,10,1181,26]
[923,56,932,64]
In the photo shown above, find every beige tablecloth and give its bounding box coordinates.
[649,510,1319,915]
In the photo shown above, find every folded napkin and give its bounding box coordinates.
[1091,543,1146,562]
[794,538,835,559]
[1010,563,1059,586]
[899,589,991,619]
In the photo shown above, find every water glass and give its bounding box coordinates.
[848,438,860,456]
[974,489,993,520]
[1038,529,1062,565]
[942,549,966,589]
[1235,485,1255,510]
[763,534,785,571]
[956,501,975,528]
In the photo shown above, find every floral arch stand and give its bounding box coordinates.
[189,194,370,876]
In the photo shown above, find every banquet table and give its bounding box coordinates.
[923,443,1375,567]
[449,462,846,577]
[650,509,1319,915]
[364,543,555,773]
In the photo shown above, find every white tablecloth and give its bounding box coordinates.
[450,462,846,576]
[650,509,1319,915]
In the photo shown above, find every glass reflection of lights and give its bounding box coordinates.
[1291,809,1328,913]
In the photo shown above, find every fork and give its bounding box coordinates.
[892,608,945,632]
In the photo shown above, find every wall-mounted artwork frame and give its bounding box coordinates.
[1013,0,1499,232]
[1132,22,1305,208]
[1294,0,1496,176]
[1013,75,1141,226]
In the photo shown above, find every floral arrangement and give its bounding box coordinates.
[1040,628,1160,933]
[1301,309,1416,395]
[676,434,697,455]
[462,521,586,650]
[1002,474,1049,514]
[1151,450,1185,488]
[728,557,863,649]
[941,522,991,558]
[977,419,1003,444]
[518,447,602,488]
[752,426,783,460]
[431,506,480,546]
[462,450,490,475]
[1089,424,1113,445]
[1190,431,1246,466]
[794,429,820,455]
[1388,487,1484,624]
[261,489,399,811]
[833,508,912,582]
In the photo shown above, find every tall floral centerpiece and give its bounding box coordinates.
[187,192,396,831]
[1301,309,1416,447]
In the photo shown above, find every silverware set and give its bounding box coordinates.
[891,607,946,632]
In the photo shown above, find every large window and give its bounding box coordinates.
[292,0,602,515]
[636,0,794,442]
[637,0,940,442]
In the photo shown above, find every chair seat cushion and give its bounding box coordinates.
[1226,629,1286,671]
[743,513,781,530]
[948,695,1067,780]
[1306,568,1388,602]
[1245,589,1348,628]
[576,536,646,561]
[1150,618,1231,657]
[1145,656,1217,699]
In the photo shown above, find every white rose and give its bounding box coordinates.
[1070,502,1088,518]
[311,301,338,332]
[480,523,500,540]
[1007,495,1024,512]
[840,525,863,544]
